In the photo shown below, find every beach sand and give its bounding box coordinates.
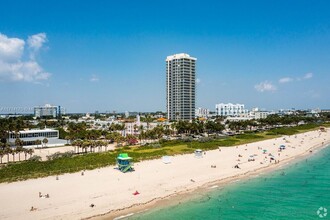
[0,129,329,220]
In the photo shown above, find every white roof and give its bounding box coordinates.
[9,129,58,134]
[166,53,197,61]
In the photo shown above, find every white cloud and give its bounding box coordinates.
[27,33,47,60]
[0,33,50,82]
[279,77,293,83]
[196,78,201,84]
[90,75,99,82]
[303,72,313,79]
[27,33,47,51]
[0,33,25,61]
[254,81,277,92]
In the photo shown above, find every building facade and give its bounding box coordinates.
[166,53,196,121]
[8,128,66,147]
[34,104,65,118]
[216,103,247,117]
[195,107,210,118]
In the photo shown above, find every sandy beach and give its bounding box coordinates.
[0,129,329,220]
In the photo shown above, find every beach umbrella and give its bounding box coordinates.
[162,156,171,164]
[194,149,203,158]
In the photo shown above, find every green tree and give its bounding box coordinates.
[42,138,48,147]
[0,148,4,163]
[4,146,11,163]
[27,148,34,159]
[23,148,29,160]
[65,135,71,144]
[35,139,42,148]
[15,138,24,161]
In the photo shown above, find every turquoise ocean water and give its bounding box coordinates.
[129,146,330,220]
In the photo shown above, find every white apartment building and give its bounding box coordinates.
[166,53,196,121]
[216,103,247,117]
[195,107,210,118]
[249,107,271,119]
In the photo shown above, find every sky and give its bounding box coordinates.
[0,0,330,113]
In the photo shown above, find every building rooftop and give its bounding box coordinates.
[9,128,58,134]
[166,53,197,61]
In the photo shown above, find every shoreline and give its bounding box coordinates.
[0,129,329,220]
[91,131,330,220]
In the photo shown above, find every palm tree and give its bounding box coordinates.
[42,138,48,148]
[23,148,29,161]
[35,139,42,148]
[11,147,16,162]
[113,133,125,147]
[90,140,96,152]
[15,138,23,147]
[16,145,24,161]
[144,115,153,130]
[153,125,165,139]
[65,135,71,144]
[27,148,34,159]
[72,140,82,153]
[0,149,4,164]
[133,124,138,135]
[164,124,171,136]
[15,138,24,161]
[170,122,177,136]
[138,125,145,144]
[4,146,12,163]
[95,140,101,152]
[101,141,108,152]
[138,131,146,145]
[82,140,90,153]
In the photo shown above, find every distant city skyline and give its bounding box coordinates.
[1,0,330,113]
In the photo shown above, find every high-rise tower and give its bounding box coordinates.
[166,53,196,121]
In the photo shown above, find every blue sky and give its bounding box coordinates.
[0,0,329,113]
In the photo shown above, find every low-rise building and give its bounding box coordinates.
[195,107,210,118]
[249,108,271,119]
[8,129,66,148]
[215,103,247,117]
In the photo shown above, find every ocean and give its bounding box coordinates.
[128,145,330,220]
